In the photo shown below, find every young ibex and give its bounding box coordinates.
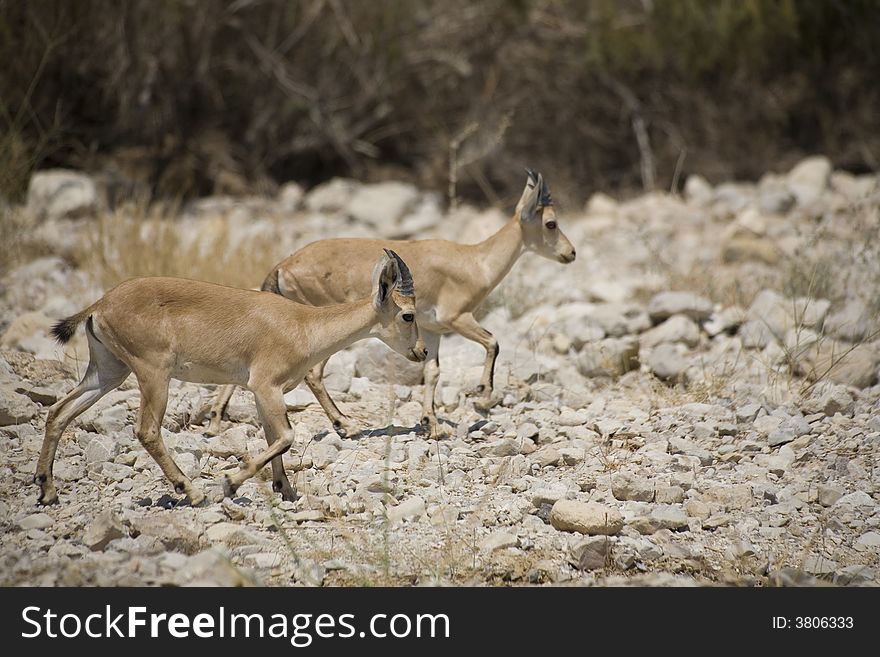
[35,250,425,505]
[204,170,575,439]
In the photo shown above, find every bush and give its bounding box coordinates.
[1,0,878,204]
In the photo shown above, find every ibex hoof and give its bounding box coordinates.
[332,418,362,439]
[37,493,59,506]
[222,476,238,499]
[421,417,446,440]
[187,490,207,507]
[274,481,298,503]
[473,395,500,413]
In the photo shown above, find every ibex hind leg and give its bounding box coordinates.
[36,324,131,505]
[257,396,298,502]
[449,314,501,411]
[198,384,235,436]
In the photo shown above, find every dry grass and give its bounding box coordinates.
[74,200,287,290]
[0,205,56,275]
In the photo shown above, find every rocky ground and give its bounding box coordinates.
[1,157,879,587]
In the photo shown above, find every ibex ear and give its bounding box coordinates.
[371,250,400,310]
[516,170,543,223]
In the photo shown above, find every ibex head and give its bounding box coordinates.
[516,169,576,264]
[371,249,426,362]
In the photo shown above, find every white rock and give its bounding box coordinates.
[824,299,873,342]
[832,491,875,512]
[855,531,880,551]
[310,441,339,469]
[650,504,689,531]
[246,552,284,569]
[648,343,688,382]
[641,314,701,348]
[0,311,61,359]
[585,191,620,214]
[288,510,325,523]
[655,486,685,504]
[204,522,247,544]
[567,535,609,570]
[27,169,99,220]
[683,175,713,205]
[0,385,40,426]
[704,485,753,510]
[550,500,623,535]
[387,496,426,523]
[787,156,831,206]
[558,410,588,427]
[531,483,575,507]
[345,181,420,228]
[746,289,792,338]
[793,340,880,388]
[817,484,845,507]
[647,292,713,323]
[83,435,120,464]
[277,181,304,212]
[704,307,745,337]
[284,387,318,409]
[354,340,423,384]
[577,337,639,378]
[19,513,54,530]
[304,178,359,213]
[479,530,519,553]
[802,555,837,575]
[208,426,249,458]
[82,509,126,551]
[611,472,655,502]
[323,351,356,393]
[396,195,443,236]
[174,452,201,480]
[802,382,854,417]
[171,548,257,586]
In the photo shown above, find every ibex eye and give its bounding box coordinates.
[402,313,415,323]
[545,221,557,230]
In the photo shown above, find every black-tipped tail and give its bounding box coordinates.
[51,316,82,344]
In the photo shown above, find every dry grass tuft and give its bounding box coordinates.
[74,201,287,290]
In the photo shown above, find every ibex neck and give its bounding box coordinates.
[474,217,525,291]
[301,299,376,366]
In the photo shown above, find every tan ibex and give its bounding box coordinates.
[203,170,575,439]
[35,250,425,505]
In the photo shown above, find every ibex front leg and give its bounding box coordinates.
[420,331,443,439]
[305,358,361,438]
[133,369,205,505]
[224,386,297,499]
[449,313,499,410]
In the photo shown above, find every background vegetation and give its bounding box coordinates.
[2,0,879,206]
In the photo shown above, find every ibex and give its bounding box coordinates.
[35,250,425,505]
[204,170,575,438]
